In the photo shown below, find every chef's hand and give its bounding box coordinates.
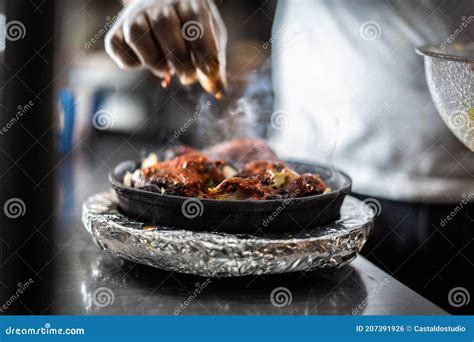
[105,0,227,96]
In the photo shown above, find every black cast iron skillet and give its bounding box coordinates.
[109,160,351,234]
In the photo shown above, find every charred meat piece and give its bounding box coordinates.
[287,173,328,197]
[132,153,224,197]
[205,175,289,200]
[239,160,300,188]
[206,160,328,200]
[239,160,287,176]
[205,177,270,200]
[205,138,279,169]
[131,139,329,199]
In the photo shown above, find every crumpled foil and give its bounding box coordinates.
[82,192,374,277]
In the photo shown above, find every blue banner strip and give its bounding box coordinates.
[0,316,473,342]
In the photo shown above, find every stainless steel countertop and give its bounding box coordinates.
[52,134,445,315]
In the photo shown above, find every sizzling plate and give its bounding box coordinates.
[109,160,351,234]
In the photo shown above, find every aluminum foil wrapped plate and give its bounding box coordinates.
[82,192,374,277]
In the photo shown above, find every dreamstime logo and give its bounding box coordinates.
[270,287,292,308]
[181,21,203,41]
[92,287,115,308]
[3,198,26,219]
[359,20,381,41]
[359,100,390,131]
[440,15,474,50]
[181,198,204,219]
[173,101,211,138]
[262,23,286,49]
[5,20,26,41]
[0,278,34,313]
[92,110,114,130]
[261,190,300,228]
[84,15,118,50]
[359,198,382,218]
[449,110,469,130]
[439,193,473,227]
[174,278,212,315]
[448,287,470,308]
[270,110,289,130]
[0,100,35,136]
[352,278,390,315]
